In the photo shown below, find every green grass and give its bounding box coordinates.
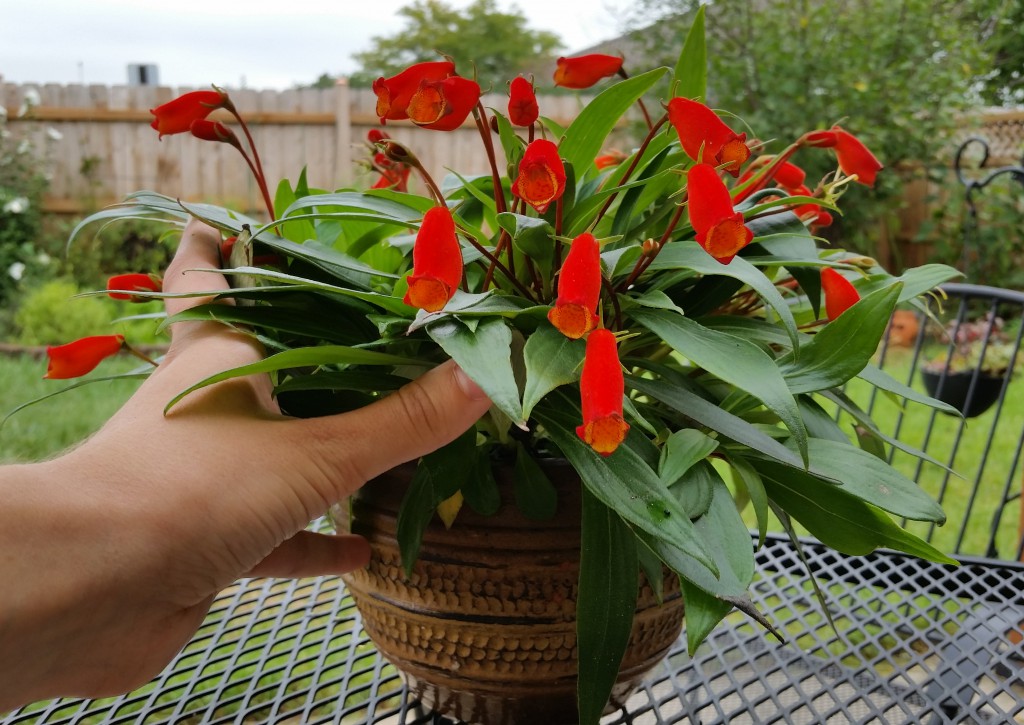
[0,354,144,464]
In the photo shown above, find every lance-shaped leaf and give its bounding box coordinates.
[631,308,808,465]
[644,241,800,351]
[395,430,477,574]
[427,317,525,428]
[164,345,423,412]
[560,67,667,173]
[577,488,638,725]
[672,5,707,100]
[756,463,956,565]
[626,372,803,468]
[534,397,718,576]
[522,324,586,420]
[780,284,902,394]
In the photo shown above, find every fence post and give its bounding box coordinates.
[334,78,352,188]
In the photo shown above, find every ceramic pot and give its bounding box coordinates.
[332,460,684,725]
[920,368,1005,418]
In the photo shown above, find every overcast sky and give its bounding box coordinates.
[1,0,628,90]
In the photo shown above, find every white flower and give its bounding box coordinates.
[0,105,7,120]
[3,197,29,214]
[17,140,31,155]
[46,127,63,141]
[8,262,26,281]
[18,89,41,116]
[36,252,51,265]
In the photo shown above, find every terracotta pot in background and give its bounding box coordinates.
[332,461,684,725]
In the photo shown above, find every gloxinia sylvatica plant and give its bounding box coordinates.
[43,9,964,723]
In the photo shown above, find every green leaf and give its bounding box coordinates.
[764,437,946,522]
[577,487,638,725]
[513,443,559,520]
[560,67,668,173]
[659,428,718,486]
[680,477,757,654]
[727,455,769,547]
[673,460,716,520]
[857,363,960,416]
[497,212,556,276]
[275,178,317,244]
[644,241,800,350]
[521,324,586,420]
[854,263,963,303]
[625,372,804,468]
[630,309,808,464]
[757,464,956,565]
[427,317,525,427]
[534,396,718,576]
[781,284,902,394]
[220,266,410,315]
[164,345,422,412]
[462,453,501,516]
[395,431,478,574]
[673,5,707,99]
[163,302,375,346]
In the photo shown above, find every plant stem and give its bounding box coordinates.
[457,225,537,301]
[617,196,687,292]
[592,114,668,228]
[227,107,276,220]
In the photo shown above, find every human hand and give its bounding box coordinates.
[0,218,491,709]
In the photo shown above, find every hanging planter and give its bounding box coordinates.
[920,367,1006,418]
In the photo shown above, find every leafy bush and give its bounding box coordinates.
[13,280,114,345]
[0,97,58,313]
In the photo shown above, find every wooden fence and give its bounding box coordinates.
[1,81,595,217]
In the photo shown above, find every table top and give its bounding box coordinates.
[5,535,1023,725]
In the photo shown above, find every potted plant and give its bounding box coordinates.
[921,312,1019,417]
[36,11,962,724]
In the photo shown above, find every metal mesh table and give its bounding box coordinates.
[5,535,1023,724]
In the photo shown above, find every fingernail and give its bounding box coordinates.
[453,364,488,401]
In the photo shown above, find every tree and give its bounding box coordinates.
[347,0,563,90]
[620,0,1001,257]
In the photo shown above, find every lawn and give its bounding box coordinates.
[0,353,144,464]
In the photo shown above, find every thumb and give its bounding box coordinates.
[297,360,492,496]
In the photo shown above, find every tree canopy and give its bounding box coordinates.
[621,0,1010,255]
[347,0,563,90]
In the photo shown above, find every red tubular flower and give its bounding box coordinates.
[403,206,463,312]
[821,268,860,321]
[189,118,240,148]
[595,152,625,170]
[548,233,602,339]
[507,76,539,127]
[667,97,750,176]
[372,159,411,192]
[407,76,482,131]
[107,273,162,302]
[576,328,629,456]
[774,161,807,191]
[805,126,883,187]
[372,61,456,123]
[511,139,566,214]
[150,90,227,139]
[686,163,754,264]
[553,54,623,89]
[44,334,125,379]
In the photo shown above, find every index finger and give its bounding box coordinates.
[163,218,229,319]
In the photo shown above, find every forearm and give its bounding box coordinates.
[0,460,80,710]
